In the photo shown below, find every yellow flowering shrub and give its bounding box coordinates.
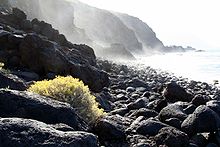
[28,76,105,123]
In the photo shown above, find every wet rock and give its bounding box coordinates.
[0,117,98,147]
[159,102,188,122]
[0,89,87,131]
[136,118,169,136]
[155,127,189,147]
[0,70,27,90]
[181,105,220,137]
[162,82,193,102]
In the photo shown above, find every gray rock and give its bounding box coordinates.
[12,8,27,20]
[190,134,208,147]
[110,107,129,116]
[93,115,132,141]
[11,70,40,81]
[126,116,145,133]
[127,78,148,88]
[184,104,197,115]
[0,117,98,147]
[0,70,27,90]
[127,134,156,147]
[127,97,148,110]
[162,82,193,102]
[206,143,219,147]
[159,102,188,122]
[207,100,220,117]
[0,89,87,131]
[213,130,220,146]
[136,118,169,136]
[126,86,136,93]
[49,123,75,132]
[164,118,182,129]
[95,92,112,112]
[155,127,189,147]
[181,105,220,137]
[129,108,158,119]
[147,98,167,112]
[191,94,209,107]
[20,19,32,30]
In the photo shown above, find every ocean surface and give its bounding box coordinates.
[136,50,220,85]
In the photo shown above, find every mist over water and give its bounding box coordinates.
[136,50,220,84]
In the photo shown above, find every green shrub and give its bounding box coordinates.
[28,76,105,124]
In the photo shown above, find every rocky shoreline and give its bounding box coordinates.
[0,7,220,147]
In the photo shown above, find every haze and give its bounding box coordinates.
[79,0,220,50]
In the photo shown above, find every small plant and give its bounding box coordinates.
[28,76,105,124]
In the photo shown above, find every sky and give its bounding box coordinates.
[78,0,220,50]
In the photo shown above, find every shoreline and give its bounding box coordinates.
[99,58,220,89]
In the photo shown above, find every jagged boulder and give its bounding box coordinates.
[162,82,193,102]
[181,105,220,137]
[93,115,132,141]
[155,127,189,147]
[136,118,169,136]
[19,33,108,92]
[0,89,88,131]
[158,102,188,122]
[0,117,99,147]
[0,70,27,90]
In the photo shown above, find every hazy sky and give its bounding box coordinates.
[79,0,220,50]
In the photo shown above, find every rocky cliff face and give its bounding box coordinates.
[115,13,165,53]
[6,0,167,60]
[6,0,194,59]
[72,1,143,54]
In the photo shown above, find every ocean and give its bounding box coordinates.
[136,50,220,85]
